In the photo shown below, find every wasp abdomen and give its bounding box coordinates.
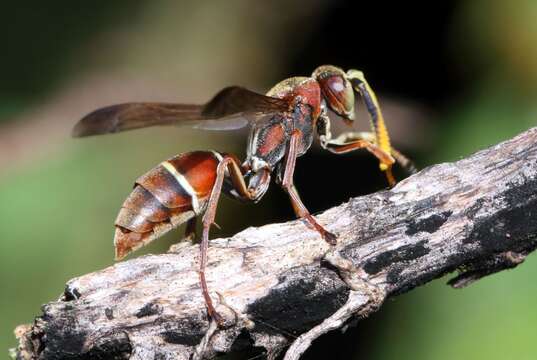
[114,151,221,259]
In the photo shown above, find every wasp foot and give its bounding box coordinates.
[193,293,249,360]
[322,230,338,246]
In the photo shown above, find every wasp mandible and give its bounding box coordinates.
[73,65,415,322]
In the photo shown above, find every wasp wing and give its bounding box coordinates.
[72,102,202,137]
[201,86,288,119]
[72,86,289,137]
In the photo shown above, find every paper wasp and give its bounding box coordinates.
[73,65,415,322]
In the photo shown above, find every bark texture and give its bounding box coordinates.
[13,128,537,360]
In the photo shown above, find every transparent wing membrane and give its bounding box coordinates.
[72,86,289,137]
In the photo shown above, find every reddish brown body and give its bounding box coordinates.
[73,65,415,323]
[115,151,221,259]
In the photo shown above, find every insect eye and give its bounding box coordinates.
[318,74,355,121]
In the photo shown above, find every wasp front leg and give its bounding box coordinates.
[319,123,397,186]
[279,130,337,244]
[332,131,417,175]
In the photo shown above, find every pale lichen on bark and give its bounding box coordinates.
[12,128,537,360]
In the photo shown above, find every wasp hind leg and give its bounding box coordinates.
[199,154,262,325]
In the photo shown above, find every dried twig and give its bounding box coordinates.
[13,128,537,360]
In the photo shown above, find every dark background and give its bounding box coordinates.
[2,1,537,358]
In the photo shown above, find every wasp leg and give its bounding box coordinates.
[346,70,392,155]
[281,130,337,244]
[322,134,397,186]
[329,131,418,175]
[184,217,197,242]
[346,70,398,183]
[199,155,259,324]
[388,147,417,175]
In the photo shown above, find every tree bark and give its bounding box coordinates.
[13,128,537,360]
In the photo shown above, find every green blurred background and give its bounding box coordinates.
[1,1,536,358]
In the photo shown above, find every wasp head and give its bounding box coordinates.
[313,65,355,123]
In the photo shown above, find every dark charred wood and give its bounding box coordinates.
[12,128,537,360]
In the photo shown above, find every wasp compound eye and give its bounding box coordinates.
[314,66,355,121]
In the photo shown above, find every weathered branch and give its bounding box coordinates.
[13,128,537,360]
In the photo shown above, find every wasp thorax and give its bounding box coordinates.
[313,66,355,121]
